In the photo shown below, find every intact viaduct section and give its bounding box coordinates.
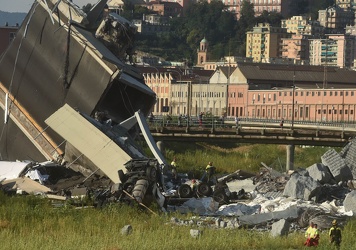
[148,124,356,171]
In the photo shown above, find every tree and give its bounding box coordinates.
[239,0,255,31]
[255,11,283,27]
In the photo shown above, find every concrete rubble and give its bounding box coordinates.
[166,139,356,230]
[2,139,356,232]
[121,225,133,236]
[271,219,290,237]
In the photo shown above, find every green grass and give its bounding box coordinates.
[0,193,355,250]
[157,142,338,178]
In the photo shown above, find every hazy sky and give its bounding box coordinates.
[0,0,100,13]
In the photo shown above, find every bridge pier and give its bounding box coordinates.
[286,144,295,171]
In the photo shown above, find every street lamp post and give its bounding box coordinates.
[291,85,295,130]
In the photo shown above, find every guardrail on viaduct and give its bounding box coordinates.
[146,117,356,147]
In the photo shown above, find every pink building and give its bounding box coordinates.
[226,63,356,122]
[138,63,356,123]
[280,34,309,63]
[208,0,292,19]
[309,34,356,68]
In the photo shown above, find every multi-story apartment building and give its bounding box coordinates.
[318,6,355,32]
[336,0,356,10]
[246,23,289,63]
[309,34,356,68]
[281,15,324,36]
[280,34,310,63]
[145,1,183,17]
[209,0,293,19]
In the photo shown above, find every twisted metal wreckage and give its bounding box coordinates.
[0,0,174,208]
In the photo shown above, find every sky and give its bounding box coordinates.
[0,0,99,13]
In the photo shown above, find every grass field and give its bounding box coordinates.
[0,193,355,250]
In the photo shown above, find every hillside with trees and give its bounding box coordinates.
[81,0,335,65]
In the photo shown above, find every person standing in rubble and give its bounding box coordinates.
[304,221,315,247]
[205,161,216,183]
[171,157,178,180]
[310,223,320,247]
[329,220,342,248]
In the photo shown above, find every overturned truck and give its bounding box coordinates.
[0,0,168,208]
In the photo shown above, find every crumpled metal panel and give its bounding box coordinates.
[0,0,156,161]
[45,104,133,182]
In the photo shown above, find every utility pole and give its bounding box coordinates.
[292,67,295,130]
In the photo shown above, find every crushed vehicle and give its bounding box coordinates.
[161,170,255,206]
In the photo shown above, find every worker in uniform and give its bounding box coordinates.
[304,221,315,246]
[205,161,216,183]
[329,220,342,248]
[171,157,178,180]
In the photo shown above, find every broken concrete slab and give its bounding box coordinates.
[321,149,353,182]
[238,205,299,226]
[180,198,219,215]
[227,178,256,193]
[217,203,261,216]
[271,219,290,237]
[306,163,332,184]
[315,184,349,203]
[339,139,356,179]
[343,190,356,215]
[283,172,321,201]
[1,177,51,194]
[121,225,133,235]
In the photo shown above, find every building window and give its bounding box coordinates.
[335,91,338,96]
[318,92,321,96]
[330,92,333,96]
[352,91,354,96]
[312,92,315,96]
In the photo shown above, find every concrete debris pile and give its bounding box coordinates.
[166,139,356,229]
[0,160,112,202]
[2,139,356,231]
